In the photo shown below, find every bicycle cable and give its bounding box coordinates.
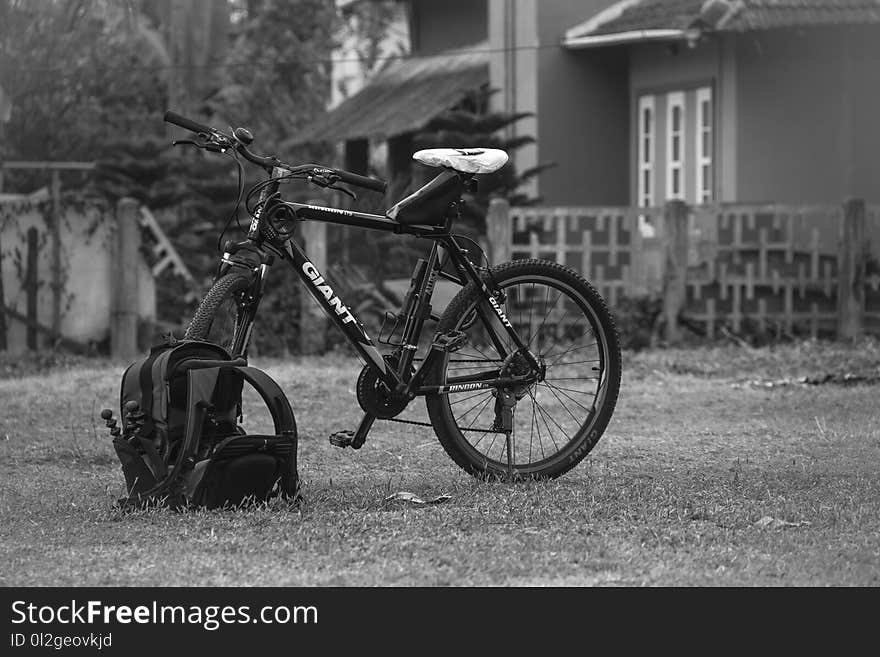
[450,232,490,270]
[215,150,247,253]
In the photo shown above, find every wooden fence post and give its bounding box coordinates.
[837,197,866,340]
[0,229,6,351]
[663,200,689,343]
[49,169,62,334]
[111,197,140,360]
[25,227,38,350]
[486,197,511,265]
[299,204,328,355]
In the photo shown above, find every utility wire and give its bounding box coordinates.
[4,41,562,76]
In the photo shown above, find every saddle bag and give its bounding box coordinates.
[110,339,298,510]
[385,170,463,226]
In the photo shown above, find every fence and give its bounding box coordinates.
[0,188,197,358]
[485,197,880,342]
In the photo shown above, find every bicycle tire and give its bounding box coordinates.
[184,270,254,354]
[425,259,621,480]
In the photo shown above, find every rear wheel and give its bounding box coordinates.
[184,270,255,355]
[425,259,621,480]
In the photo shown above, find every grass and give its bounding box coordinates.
[1,339,879,586]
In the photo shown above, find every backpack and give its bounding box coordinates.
[110,339,298,510]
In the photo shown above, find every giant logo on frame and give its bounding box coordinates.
[302,261,356,324]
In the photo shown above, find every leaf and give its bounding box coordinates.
[754,515,811,529]
[384,491,452,505]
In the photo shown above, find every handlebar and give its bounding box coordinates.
[163,109,387,194]
[164,110,213,135]
[311,167,387,194]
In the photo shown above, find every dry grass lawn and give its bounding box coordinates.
[1,339,879,586]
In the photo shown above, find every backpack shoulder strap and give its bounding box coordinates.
[233,365,296,436]
[165,366,222,483]
[135,344,172,436]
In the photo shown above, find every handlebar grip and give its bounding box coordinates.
[336,169,387,194]
[164,110,213,134]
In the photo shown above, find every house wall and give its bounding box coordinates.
[734,26,880,204]
[489,0,539,198]
[536,1,629,205]
[629,39,724,204]
[409,0,486,55]
[489,0,628,205]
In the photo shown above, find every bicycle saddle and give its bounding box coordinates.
[413,148,509,174]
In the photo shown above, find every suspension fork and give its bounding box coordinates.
[221,249,272,358]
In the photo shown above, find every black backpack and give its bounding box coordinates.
[109,339,298,510]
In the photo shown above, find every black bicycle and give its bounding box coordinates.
[164,110,621,480]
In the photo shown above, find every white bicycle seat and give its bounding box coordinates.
[413,148,509,174]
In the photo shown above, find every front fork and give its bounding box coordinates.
[217,240,274,358]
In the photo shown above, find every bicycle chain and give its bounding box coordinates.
[385,414,503,434]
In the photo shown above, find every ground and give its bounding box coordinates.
[1,340,879,586]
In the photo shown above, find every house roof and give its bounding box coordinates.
[289,44,489,145]
[564,0,880,47]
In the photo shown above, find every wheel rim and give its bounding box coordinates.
[440,274,614,473]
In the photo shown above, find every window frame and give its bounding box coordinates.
[695,86,713,205]
[637,94,656,210]
[665,91,685,201]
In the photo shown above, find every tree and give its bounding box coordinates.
[0,1,170,169]
[1,0,341,354]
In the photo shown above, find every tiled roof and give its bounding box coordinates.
[290,44,488,145]
[569,0,880,38]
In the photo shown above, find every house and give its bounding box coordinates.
[487,0,880,338]
[293,0,489,201]
[305,1,880,209]
[491,0,880,209]
[294,1,880,338]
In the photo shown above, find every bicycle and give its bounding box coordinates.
[164,110,621,480]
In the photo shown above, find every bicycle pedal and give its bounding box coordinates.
[329,430,357,449]
[432,330,468,353]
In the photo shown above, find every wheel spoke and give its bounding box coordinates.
[546,358,600,367]
[544,338,598,367]
[466,395,495,430]
[544,376,600,382]
[532,397,568,447]
[527,391,547,460]
[540,382,584,427]
[456,393,494,422]
[449,390,494,405]
[437,268,620,477]
[527,289,563,350]
[528,390,562,452]
[542,381,596,410]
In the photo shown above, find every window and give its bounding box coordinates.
[637,95,656,237]
[637,95,655,209]
[635,85,715,227]
[665,91,685,200]
[695,86,713,204]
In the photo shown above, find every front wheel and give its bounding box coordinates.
[425,259,621,480]
[184,270,256,355]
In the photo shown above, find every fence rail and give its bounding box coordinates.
[486,198,880,342]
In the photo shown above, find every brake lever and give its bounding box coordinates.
[172,132,230,153]
[171,139,200,149]
[327,184,357,201]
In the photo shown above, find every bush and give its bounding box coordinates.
[612,295,663,351]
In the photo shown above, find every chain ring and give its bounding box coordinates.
[356,354,411,419]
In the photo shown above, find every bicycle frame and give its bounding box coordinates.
[224,178,541,401]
